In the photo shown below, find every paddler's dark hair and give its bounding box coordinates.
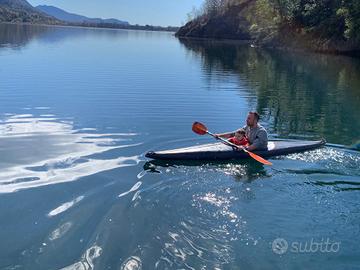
[249,111,260,121]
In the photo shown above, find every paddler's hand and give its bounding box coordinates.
[236,145,245,151]
[214,134,220,140]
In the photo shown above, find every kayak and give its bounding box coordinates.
[145,139,326,161]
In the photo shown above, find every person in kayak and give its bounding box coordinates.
[228,128,249,146]
[215,111,268,151]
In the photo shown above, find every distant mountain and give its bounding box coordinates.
[0,0,59,24]
[0,1,175,32]
[36,5,129,25]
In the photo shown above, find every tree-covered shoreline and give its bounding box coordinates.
[177,0,360,55]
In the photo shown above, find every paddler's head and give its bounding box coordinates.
[246,111,260,127]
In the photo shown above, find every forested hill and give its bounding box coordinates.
[0,0,178,32]
[0,0,60,24]
[176,0,360,55]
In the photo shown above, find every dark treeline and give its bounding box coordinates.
[64,22,178,32]
[272,0,360,42]
[180,0,360,53]
[194,0,360,41]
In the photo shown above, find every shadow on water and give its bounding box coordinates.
[311,180,360,192]
[179,39,360,146]
[143,158,268,182]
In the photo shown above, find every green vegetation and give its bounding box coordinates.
[274,0,360,42]
[194,0,360,41]
[180,0,360,53]
[0,5,59,24]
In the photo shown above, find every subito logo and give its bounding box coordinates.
[272,238,288,255]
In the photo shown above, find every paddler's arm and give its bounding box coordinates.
[214,131,235,139]
[246,144,257,151]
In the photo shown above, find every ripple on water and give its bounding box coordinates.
[48,196,85,217]
[118,181,142,198]
[120,256,142,270]
[49,222,72,241]
[59,245,102,270]
[286,147,360,173]
[280,147,360,192]
[0,113,142,193]
[138,167,261,268]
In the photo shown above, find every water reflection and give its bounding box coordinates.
[0,112,141,193]
[0,23,103,49]
[179,39,360,145]
[0,24,50,49]
[0,23,172,51]
[1,25,359,270]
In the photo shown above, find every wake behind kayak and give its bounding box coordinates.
[145,139,326,161]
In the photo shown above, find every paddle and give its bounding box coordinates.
[192,122,272,166]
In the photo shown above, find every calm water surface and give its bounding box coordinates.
[0,24,360,269]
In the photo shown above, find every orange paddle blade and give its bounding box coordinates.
[248,151,272,165]
[192,122,208,135]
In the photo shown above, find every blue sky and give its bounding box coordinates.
[28,0,204,26]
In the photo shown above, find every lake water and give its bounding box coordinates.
[0,23,359,270]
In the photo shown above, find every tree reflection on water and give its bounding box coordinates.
[179,38,360,145]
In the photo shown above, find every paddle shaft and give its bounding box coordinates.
[206,130,247,151]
